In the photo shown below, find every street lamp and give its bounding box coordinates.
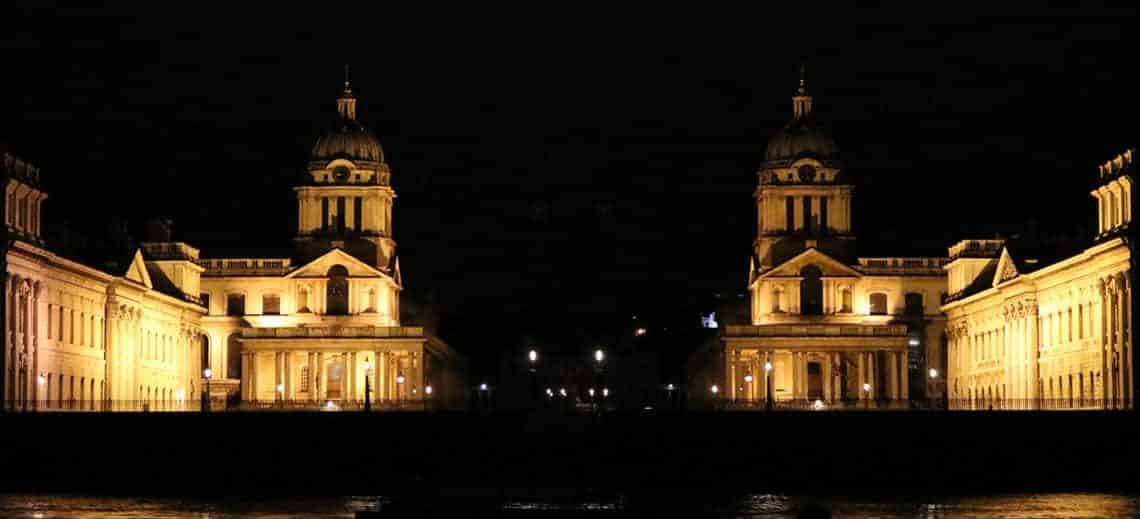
[928,368,940,410]
[764,359,774,410]
[276,383,284,408]
[203,368,212,412]
[863,382,871,409]
[396,372,405,407]
[363,357,372,412]
[528,349,538,366]
[527,348,539,408]
[594,349,605,363]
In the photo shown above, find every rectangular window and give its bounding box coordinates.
[226,293,245,316]
[300,366,310,392]
[262,294,280,315]
[46,304,52,340]
[785,197,794,233]
[820,197,828,232]
[70,310,75,344]
[802,196,812,232]
[58,307,64,340]
[321,198,329,232]
[354,196,363,232]
[336,197,346,233]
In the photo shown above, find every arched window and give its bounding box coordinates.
[227,333,242,380]
[262,294,280,315]
[904,293,923,316]
[226,293,245,316]
[200,335,210,373]
[326,265,349,315]
[799,265,823,315]
[840,288,853,313]
[869,293,888,315]
[297,287,310,313]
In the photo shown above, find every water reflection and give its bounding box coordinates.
[0,492,1136,517]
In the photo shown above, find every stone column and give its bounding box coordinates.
[856,352,866,401]
[1097,279,1108,407]
[308,352,318,403]
[887,352,897,402]
[241,352,251,400]
[248,351,258,402]
[1115,274,1126,409]
[900,350,909,400]
[1125,274,1133,409]
[822,352,832,402]
[346,351,356,403]
[284,351,293,401]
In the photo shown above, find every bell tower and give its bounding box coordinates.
[294,72,397,272]
[753,69,854,271]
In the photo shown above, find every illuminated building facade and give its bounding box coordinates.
[690,75,948,408]
[942,150,1133,410]
[2,81,466,412]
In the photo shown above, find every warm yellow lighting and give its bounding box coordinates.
[813,399,825,410]
[276,383,284,393]
[37,374,46,385]
[929,368,939,379]
[744,373,754,383]
[863,383,871,392]
[425,385,433,395]
[176,390,185,401]
[711,384,719,394]
[397,374,406,384]
[203,368,212,379]
[363,358,372,372]
[764,361,772,372]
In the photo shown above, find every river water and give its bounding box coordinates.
[0,492,1137,517]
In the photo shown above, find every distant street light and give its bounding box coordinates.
[559,387,567,397]
[528,349,538,364]
[744,373,753,384]
[602,388,609,397]
[594,349,605,363]
[203,368,213,413]
[929,368,939,379]
[589,388,595,397]
[479,382,488,392]
[711,384,719,394]
[863,383,872,409]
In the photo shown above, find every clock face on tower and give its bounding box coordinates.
[797,165,817,183]
[332,166,350,184]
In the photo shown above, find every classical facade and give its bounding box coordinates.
[689,75,947,409]
[942,150,1133,410]
[2,80,466,412]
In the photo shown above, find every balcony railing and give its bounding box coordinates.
[241,326,426,339]
[201,258,292,276]
[140,241,201,262]
[724,323,908,337]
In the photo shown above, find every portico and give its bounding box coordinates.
[237,326,462,408]
[723,323,910,408]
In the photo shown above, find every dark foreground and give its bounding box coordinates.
[1,412,1136,506]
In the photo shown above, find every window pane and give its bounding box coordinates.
[262,294,280,315]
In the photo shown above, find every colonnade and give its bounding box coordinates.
[241,347,424,406]
[725,349,909,406]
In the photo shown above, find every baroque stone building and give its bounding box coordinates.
[688,75,947,409]
[942,149,1133,410]
[2,80,466,412]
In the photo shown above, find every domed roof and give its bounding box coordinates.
[311,120,384,163]
[310,81,384,163]
[765,117,839,162]
[764,70,840,163]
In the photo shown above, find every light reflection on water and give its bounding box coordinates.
[0,492,1136,517]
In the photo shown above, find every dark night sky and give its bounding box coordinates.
[2,5,1136,368]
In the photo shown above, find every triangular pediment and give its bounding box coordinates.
[993,247,1020,286]
[123,250,153,288]
[286,248,389,280]
[760,248,862,279]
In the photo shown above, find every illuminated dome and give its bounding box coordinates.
[764,70,839,163]
[310,82,384,163]
[765,118,839,162]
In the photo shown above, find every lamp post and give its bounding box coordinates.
[528,348,539,409]
[743,372,753,407]
[765,359,773,411]
[203,368,212,412]
[275,383,284,408]
[863,382,871,409]
[396,372,405,408]
[363,357,372,412]
[928,368,939,410]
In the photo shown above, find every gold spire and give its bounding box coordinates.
[793,64,813,119]
[337,64,357,121]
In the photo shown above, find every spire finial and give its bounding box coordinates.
[343,64,352,94]
[792,63,813,119]
[337,65,357,120]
